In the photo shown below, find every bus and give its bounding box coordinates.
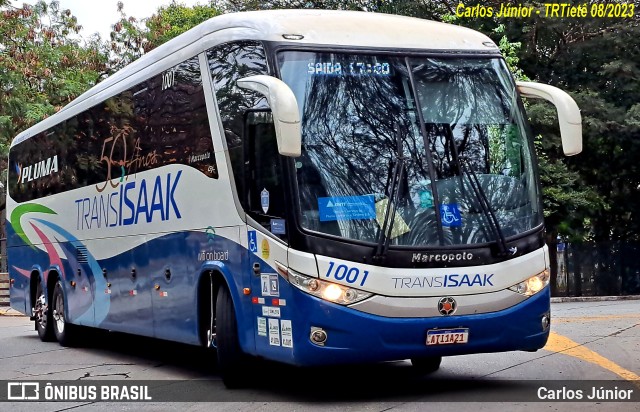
[6,9,582,388]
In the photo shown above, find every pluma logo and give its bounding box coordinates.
[17,155,59,185]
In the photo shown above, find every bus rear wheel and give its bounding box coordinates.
[51,281,78,347]
[410,356,442,375]
[34,280,55,342]
[215,285,250,389]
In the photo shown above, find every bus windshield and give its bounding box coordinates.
[278,50,542,247]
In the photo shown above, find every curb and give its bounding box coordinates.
[551,295,640,303]
[0,308,27,317]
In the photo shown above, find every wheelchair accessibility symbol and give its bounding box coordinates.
[248,230,258,252]
[440,203,462,227]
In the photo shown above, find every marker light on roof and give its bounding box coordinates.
[283,34,304,40]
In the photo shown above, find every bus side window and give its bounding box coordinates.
[244,111,287,241]
[207,41,269,215]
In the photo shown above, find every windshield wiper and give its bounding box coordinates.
[444,125,510,256]
[458,157,515,257]
[373,127,405,263]
[404,57,446,246]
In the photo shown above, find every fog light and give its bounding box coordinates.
[310,327,327,346]
[542,314,550,329]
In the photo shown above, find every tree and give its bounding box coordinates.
[106,1,149,73]
[108,1,221,73]
[474,1,639,243]
[0,0,106,162]
[146,1,220,46]
[452,0,639,294]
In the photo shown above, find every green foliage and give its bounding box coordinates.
[146,1,220,46]
[108,1,221,73]
[107,1,150,73]
[0,0,106,161]
[493,24,529,82]
[513,4,640,242]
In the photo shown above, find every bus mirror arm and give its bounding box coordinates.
[516,81,583,156]
[237,75,302,157]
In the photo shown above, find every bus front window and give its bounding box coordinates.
[277,51,542,247]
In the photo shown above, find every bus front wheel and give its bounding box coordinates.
[215,285,250,389]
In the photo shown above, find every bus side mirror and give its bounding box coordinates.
[237,75,301,157]
[516,81,582,156]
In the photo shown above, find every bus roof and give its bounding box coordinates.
[11,9,499,147]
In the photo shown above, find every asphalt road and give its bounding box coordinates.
[0,299,638,411]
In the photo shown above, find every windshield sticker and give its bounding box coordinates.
[261,188,270,213]
[419,190,434,208]
[270,219,286,235]
[318,195,376,221]
[440,203,462,227]
[375,199,410,238]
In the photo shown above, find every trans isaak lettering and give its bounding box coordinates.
[393,273,494,289]
[75,171,182,230]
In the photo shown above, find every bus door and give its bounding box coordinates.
[243,111,291,352]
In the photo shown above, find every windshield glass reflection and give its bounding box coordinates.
[278,51,541,247]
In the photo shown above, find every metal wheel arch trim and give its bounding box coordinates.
[196,263,243,331]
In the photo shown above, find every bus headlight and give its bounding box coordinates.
[508,269,550,296]
[286,268,372,305]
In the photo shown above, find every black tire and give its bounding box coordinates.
[215,285,250,389]
[51,281,78,347]
[410,356,442,375]
[34,280,55,342]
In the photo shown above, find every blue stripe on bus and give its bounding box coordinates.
[7,222,549,365]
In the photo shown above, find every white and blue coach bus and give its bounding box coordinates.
[6,10,582,387]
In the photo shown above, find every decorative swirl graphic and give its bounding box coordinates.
[10,203,57,247]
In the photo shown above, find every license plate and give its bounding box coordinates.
[426,328,469,345]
